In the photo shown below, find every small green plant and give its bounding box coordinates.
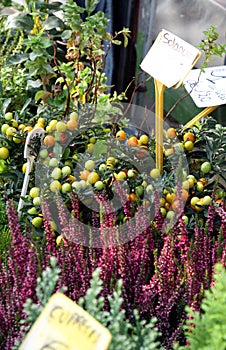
[79,268,161,350]
[174,263,226,349]
[198,25,226,70]
[1,0,130,116]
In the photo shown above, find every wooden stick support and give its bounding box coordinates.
[154,79,166,173]
[182,105,218,132]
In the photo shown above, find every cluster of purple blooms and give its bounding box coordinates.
[0,191,225,349]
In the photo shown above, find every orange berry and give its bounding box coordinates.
[79,169,90,181]
[85,159,95,171]
[164,202,171,211]
[199,177,207,185]
[116,130,126,140]
[68,175,76,183]
[23,126,33,133]
[67,119,78,131]
[190,196,200,207]
[171,199,181,211]
[160,197,166,207]
[0,147,9,160]
[128,193,137,202]
[127,136,138,147]
[183,131,195,143]
[166,128,177,139]
[150,168,161,179]
[188,178,195,188]
[50,180,62,193]
[43,135,55,147]
[56,121,67,132]
[6,127,16,138]
[18,124,26,132]
[180,189,189,201]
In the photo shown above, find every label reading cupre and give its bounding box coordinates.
[140,29,201,88]
[184,66,226,107]
[19,293,112,350]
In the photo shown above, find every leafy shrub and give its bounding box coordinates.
[174,263,226,350]
[79,268,161,350]
[0,0,129,203]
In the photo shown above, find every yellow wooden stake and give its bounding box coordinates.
[154,79,166,173]
[182,105,218,132]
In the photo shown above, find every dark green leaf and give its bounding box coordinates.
[43,15,64,30]
[6,13,34,32]
[20,98,32,115]
[2,98,12,115]
[62,147,70,159]
[61,30,72,40]
[85,0,101,14]
[6,54,29,65]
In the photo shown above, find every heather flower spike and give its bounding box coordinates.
[17,128,45,217]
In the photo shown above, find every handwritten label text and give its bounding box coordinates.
[184,66,226,107]
[19,293,112,350]
[140,29,201,88]
[162,31,195,59]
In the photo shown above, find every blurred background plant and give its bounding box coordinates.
[0,0,129,202]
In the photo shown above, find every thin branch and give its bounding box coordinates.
[164,71,202,120]
[48,33,71,117]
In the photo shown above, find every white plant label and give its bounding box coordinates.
[140,29,201,88]
[19,293,112,350]
[184,65,226,107]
